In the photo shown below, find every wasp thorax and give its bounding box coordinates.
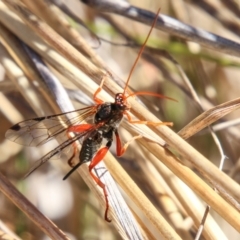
[95,103,112,122]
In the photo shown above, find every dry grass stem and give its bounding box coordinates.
[1,1,240,239]
[0,172,70,239]
[21,0,105,69]
[179,97,240,140]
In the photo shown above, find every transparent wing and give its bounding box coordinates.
[5,106,98,146]
[24,128,96,178]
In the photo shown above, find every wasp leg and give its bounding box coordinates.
[67,124,93,166]
[89,140,112,222]
[93,71,112,104]
[115,130,142,156]
[68,124,93,132]
[93,82,104,104]
[124,111,173,126]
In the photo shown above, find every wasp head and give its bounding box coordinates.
[115,93,130,111]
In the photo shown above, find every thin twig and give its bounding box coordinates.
[0,172,70,240]
[81,0,240,57]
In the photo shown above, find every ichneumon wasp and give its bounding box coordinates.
[5,8,175,222]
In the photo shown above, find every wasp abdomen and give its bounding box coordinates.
[79,131,103,165]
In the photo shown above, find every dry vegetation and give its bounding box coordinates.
[0,0,240,239]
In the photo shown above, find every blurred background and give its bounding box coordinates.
[1,0,240,239]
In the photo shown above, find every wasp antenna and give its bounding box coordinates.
[126,91,178,102]
[123,8,161,95]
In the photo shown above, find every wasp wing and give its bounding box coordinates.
[24,127,97,178]
[5,106,98,146]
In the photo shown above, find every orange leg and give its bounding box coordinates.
[66,132,77,167]
[124,111,173,126]
[68,124,93,132]
[93,71,113,104]
[115,130,142,156]
[93,86,104,104]
[89,144,112,222]
[93,77,106,104]
[67,124,93,166]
